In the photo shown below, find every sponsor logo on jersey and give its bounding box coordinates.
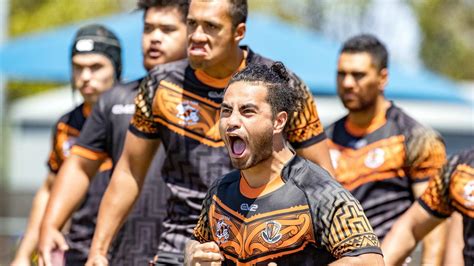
[240,203,258,212]
[365,148,385,169]
[261,221,282,244]
[176,101,200,125]
[215,218,230,244]
[208,91,224,99]
[112,104,135,115]
[464,180,474,207]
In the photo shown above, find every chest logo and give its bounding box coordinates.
[176,101,200,125]
[215,218,230,244]
[261,221,282,244]
[364,148,385,169]
[463,180,474,207]
[240,203,258,212]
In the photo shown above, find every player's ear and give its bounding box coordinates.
[234,23,246,43]
[273,111,287,134]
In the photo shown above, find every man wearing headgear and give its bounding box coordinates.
[38,1,189,265]
[12,24,121,266]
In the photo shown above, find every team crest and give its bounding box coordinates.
[62,137,77,157]
[176,100,200,125]
[365,148,385,169]
[215,218,230,244]
[261,221,282,244]
[463,180,474,207]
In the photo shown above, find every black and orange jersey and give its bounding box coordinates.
[419,148,474,264]
[193,155,381,265]
[45,103,112,264]
[129,46,326,254]
[69,80,169,265]
[326,103,446,240]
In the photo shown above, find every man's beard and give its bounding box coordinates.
[230,131,273,170]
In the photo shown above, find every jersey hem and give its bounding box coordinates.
[128,124,160,139]
[290,132,327,149]
[417,198,450,219]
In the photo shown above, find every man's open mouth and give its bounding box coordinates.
[229,135,246,156]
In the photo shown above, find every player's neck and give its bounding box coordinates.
[347,98,389,129]
[201,47,245,79]
[242,143,293,188]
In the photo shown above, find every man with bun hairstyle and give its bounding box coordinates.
[12,24,121,266]
[187,62,383,265]
[87,0,334,265]
[37,1,189,265]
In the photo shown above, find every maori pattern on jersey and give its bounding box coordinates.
[48,122,80,172]
[131,77,160,135]
[308,180,379,258]
[421,162,474,218]
[285,72,324,144]
[405,127,446,180]
[152,80,222,147]
[209,197,315,265]
[329,135,406,191]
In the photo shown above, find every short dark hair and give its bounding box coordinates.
[340,34,388,71]
[137,0,190,21]
[228,0,248,28]
[229,62,304,122]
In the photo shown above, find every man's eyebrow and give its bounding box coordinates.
[241,103,258,109]
[221,102,232,109]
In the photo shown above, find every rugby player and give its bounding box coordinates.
[12,24,121,266]
[86,0,334,265]
[37,1,188,265]
[187,62,383,265]
[382,148,474,265]
[326,34,447,264]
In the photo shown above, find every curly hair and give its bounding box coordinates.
[228,61,304,120]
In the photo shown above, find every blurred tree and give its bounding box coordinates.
[7,0,124,100]
[410,0,474,80]
[249,0,473,81]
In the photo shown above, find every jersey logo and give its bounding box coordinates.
[208,91,224,99]
[240,203,258,212]
[112,104,135,114]
[364,148,385,169]
[215,218,230,244]
[176,101,200,125]
[261,221,282,244]
[463,180,474,207]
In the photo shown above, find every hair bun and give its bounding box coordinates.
[270,61,290,82]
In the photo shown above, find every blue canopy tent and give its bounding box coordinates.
[0,11,466,103]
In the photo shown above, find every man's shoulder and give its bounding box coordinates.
[101,79,142,101]
[451,148,474,168]
[387,103,431,132]
[148,58,189,80]
[326,116,347,139]
[287,156,339,190]
[55,104,84,126]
